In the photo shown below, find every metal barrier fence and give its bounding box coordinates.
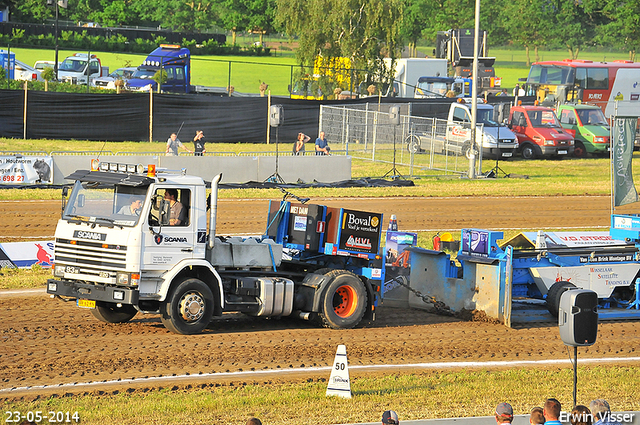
[320,104,484,177]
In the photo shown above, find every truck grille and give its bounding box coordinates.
[55,238,127,276]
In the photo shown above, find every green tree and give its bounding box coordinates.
[133,0,219,31]
[219,0,251,45]
[549,0,596,59]
[246,0,278,45]
[277,0,404,94]
[504,0,553,65]
[595,0,640,60]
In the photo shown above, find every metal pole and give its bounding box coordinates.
[227,61,231,97]
[289,65,293,99]
[468,0,481,179]
[267,90,271,144]
[54,2,59,81]
[573,346,578,408]
[7,44,10,90]
[86,49,90,93]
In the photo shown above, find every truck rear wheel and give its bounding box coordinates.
[161,278,214,335]
[546,281,576,318]
[91,302,137,324]
[320,270,367,329]
[573,141,587,158]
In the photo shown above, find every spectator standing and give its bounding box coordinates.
[293,132,310,156]
[382,410,399,425]
[590,399,622,425]
[166,133,190,156]
[543,398,563,425]
[513,84,521,96]
[570,405,593,425]
[495,402,514,425]
[530,407,545,425]
[315,131,331,155]
[192,131,206,156]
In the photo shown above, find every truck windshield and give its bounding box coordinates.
[415,81,448,97]
[63,181,147,227]
[577,108,608,126]
[59,59,86,73]
[527,65,575,85]
[527,110,562,128]
[132,68,157,79]
[477,109,499,127]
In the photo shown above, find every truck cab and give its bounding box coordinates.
[556,104,610,157]
[126,45,191,93]
[447,101,518,159]
[57,53,104,85]
[508,105,575,159]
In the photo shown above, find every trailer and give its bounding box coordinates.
[405,224,640,325]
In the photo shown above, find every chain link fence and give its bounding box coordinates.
[320,104,486,177]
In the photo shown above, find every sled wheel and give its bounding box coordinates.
[161,278,214,335]
[91,302,137,324]
[320,270,367,329]
[546,281,576,318]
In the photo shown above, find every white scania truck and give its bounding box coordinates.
[46,162,384,334]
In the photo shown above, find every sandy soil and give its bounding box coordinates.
[1,195,639,400]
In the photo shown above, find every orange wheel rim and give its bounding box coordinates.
[334,285,357,318]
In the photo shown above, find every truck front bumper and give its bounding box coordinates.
[483,147,517,159]
[47,279,139,305]
[540,146,574,156]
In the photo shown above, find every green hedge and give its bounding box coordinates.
[0,30,271,56]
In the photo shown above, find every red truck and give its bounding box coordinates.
[508,105,574,159]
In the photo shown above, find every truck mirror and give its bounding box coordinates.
[287,84,292,93]
[77,194,85,208]
[159,199,171,226]
[62,186,69,197]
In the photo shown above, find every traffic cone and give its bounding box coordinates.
[388,214,398,231]
[326,344,352,398]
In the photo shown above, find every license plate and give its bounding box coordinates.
[65,265,79,274]
[77,299,96,309]
[558,150,568,155]
[502,152,513,157]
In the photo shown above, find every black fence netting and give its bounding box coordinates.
[0,90,529,143]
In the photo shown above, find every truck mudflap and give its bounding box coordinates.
[47,279,139,305]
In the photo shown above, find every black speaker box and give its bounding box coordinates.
[558,289,598,346]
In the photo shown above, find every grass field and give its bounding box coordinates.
[2,366,639,424]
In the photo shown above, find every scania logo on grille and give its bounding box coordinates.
[73,230,107,241]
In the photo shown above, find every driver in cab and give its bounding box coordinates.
[164,188,185,226]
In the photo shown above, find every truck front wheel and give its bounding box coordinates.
[161,278,214,335]
[521,144,538,160]
[91,302,137,324]
[320,270,367,329]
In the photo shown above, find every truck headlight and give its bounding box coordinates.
[117,272,130,285]
[543,139,555,146]
[484,134,496,144]
[54,265,65,277]
[570,140,574,145]
[594,136,606,143]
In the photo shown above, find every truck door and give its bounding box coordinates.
[559,108,578,138]
[510,111,529,143]
[447,105,472,152]
[88,59,100,83]
[142,187,196,270]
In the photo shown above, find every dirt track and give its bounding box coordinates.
[0,195,636,240]
[1,195,639,400]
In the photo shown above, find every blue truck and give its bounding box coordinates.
[125,44,191,93]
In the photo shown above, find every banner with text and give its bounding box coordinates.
[0,155,53,184]
[612,117,638,206]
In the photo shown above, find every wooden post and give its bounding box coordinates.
[23,81,27,140]
[149,86,153,143]
[266,90,271,145]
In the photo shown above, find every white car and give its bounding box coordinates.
[93,67,137,89]
[14,60,43,81]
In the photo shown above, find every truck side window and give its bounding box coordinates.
[175,67,185,82]
[452,107,469,122]
[512,111,526,127]
[149,188,190,226]
[560,110,576,125]
[89,61,99,75]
